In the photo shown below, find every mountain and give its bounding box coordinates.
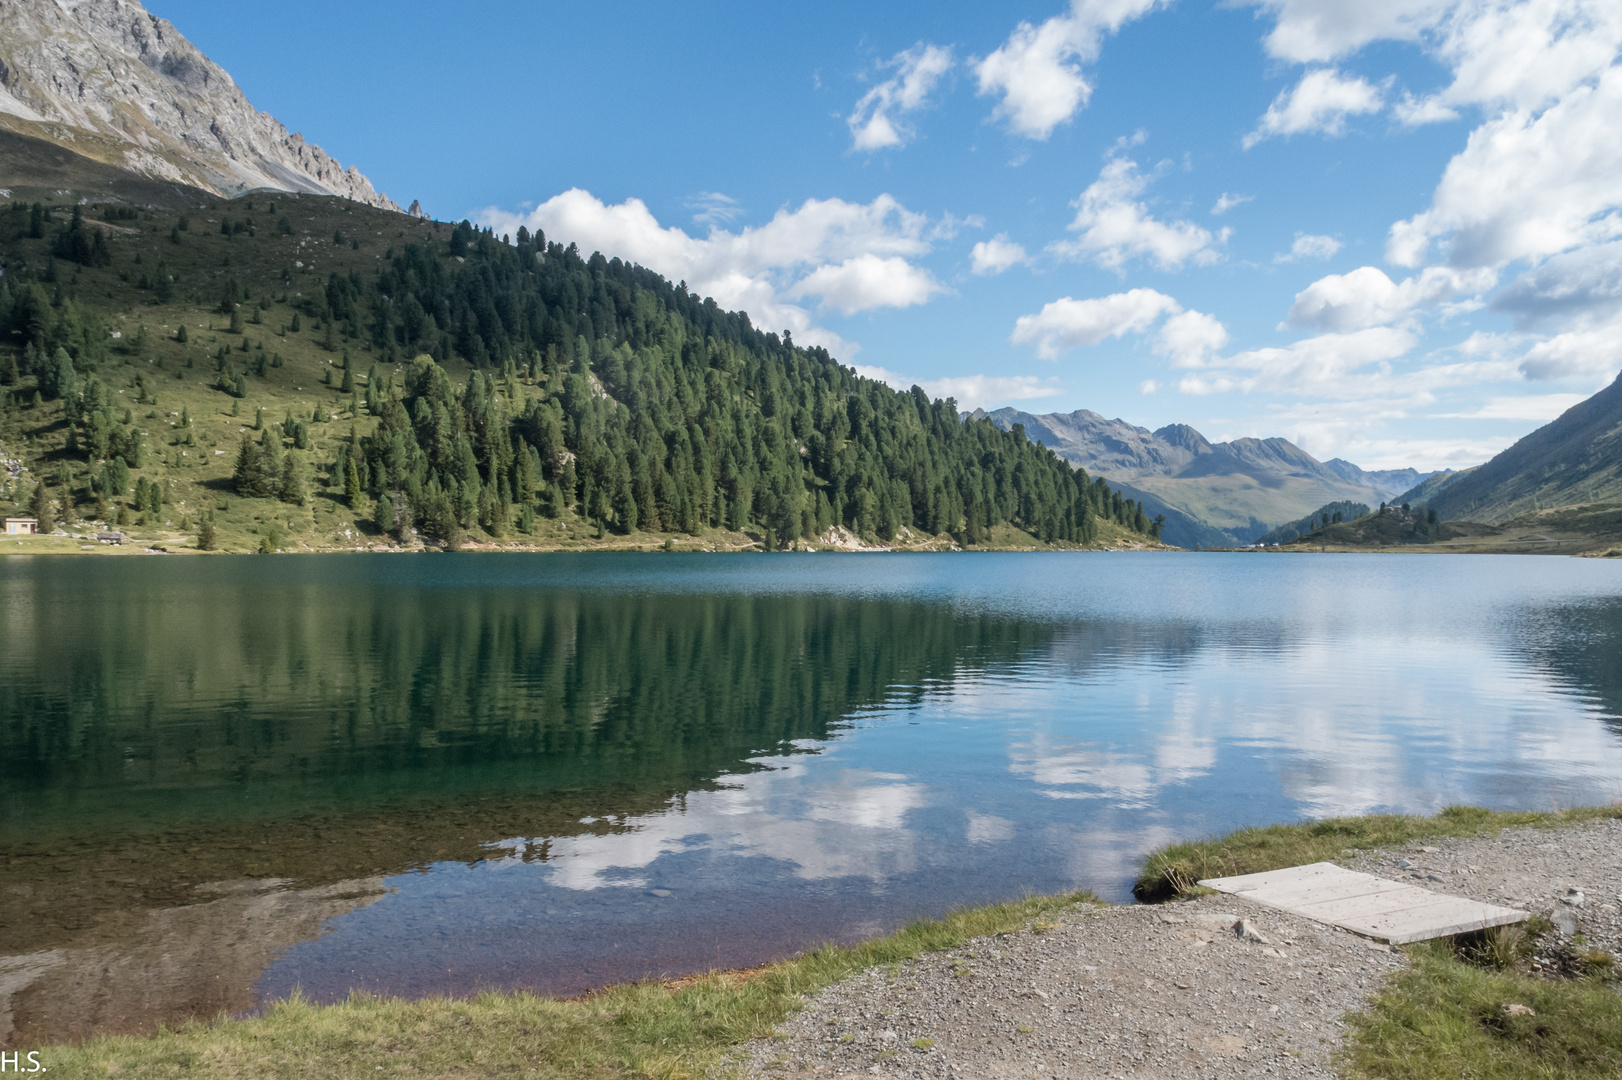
[0,0,397,209]
[1411,372,1622,524]
[1319,459,1434,500]
[978,407,1424,548]
[1393,468,1467,508]
[0,187,1162,553]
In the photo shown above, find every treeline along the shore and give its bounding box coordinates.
[311,224,1155,546]
[0,197,1161,549]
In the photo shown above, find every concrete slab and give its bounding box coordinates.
[1199,862,1527,944]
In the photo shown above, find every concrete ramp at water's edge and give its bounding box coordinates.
[1199,862,1528,944]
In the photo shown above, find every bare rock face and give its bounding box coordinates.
[0,0,398,209]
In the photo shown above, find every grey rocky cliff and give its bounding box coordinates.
[0,0,399,209]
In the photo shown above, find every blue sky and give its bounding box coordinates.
[151,0,1622,471]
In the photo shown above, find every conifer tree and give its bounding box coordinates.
[280,453,306,506]
[31,480,55,534]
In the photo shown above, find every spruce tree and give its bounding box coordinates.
[344,454,364,511]
[280,453,306,506]
[31,481,55,534]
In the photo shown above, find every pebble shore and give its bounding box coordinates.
[740,817,1621,1080]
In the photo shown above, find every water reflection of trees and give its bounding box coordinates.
[1513,597,1622,735]
[2,586,1054,835]
[0,568,1061,1042]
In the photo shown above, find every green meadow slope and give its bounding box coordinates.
[0,164,1162,554]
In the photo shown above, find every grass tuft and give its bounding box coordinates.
[38,892,1097,1079]
[1345,942,1622,1080]
[1132,803,1622,902]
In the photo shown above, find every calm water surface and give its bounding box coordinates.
[3,552,1621,1045]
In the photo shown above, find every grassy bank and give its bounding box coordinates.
[1345,942,1622,1080]
[1140,804,1622,1079]
[35,891,1096,1079]
[1133,803,1622,902]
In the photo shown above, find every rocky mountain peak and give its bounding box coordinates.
[0,0,398,209]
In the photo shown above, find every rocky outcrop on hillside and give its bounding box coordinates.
[0,0,398,209]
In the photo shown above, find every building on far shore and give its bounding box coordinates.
[94,531,127,545]
[4,517,38,535]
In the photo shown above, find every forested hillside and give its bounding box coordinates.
[1254,500,1370,546]
[0,185,1159,552]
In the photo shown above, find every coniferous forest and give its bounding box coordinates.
[0,193,1162,551]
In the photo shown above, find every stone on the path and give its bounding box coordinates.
[1234,918,1271,944]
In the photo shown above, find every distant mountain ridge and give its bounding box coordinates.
[1409,372,1622,524]
[975,407,1435,548]
[0,0,397,209]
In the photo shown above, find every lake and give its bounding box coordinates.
[3,552,1621,1046]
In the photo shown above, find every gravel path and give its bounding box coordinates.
[737,817,1622,1080]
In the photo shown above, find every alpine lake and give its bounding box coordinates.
[3,551,1622,1047]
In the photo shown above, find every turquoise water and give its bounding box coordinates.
[2,552,1620,1042]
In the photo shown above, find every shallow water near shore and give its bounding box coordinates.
[3,551,1621,1045]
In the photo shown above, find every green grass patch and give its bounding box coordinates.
[37,891,1097,1079]
[1345,942,1622,1079]
[1133,803,1622,902]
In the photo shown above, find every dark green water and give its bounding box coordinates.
[2,552,1621,1046]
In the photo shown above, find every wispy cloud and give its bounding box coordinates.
[1048,140,1225,271]
[847,43,955,152]
[1211,192,1253,215]
[855,365,1063,409]
[1274,232,1341,262]
[686,192,742,229]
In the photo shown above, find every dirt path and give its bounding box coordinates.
[738,817,1622,1080]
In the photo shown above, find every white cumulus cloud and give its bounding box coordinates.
[1387,65,1622,268]
[1246,0,1622,401]
[1211,192,1254,215]
[969,234,1030,275]
[1244,68,1385,148]
[1049,144,1224,271]
[1285,265,1496,331]
[975,0,1166,140]
[1009,288,1228,362]
[847,43,955,152]
[1156,310,1230,368]
[479,189,947,357]
[786,254,946,315]
[1251,0,1455,63]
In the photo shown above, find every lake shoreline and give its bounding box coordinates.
[0,530,1176,556]
[28,804,1622,1078]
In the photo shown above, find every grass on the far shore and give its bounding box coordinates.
[38,891,1098,1080]
[1133,803,1622,902]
